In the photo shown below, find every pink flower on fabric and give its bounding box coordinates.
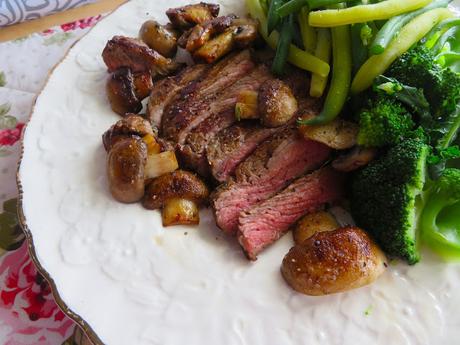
[60,15,102,32]
[0,123,24,146]
[0,242,75,345]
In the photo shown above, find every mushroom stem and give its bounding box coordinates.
[162,198,200,226]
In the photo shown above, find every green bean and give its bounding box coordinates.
[370,0,451,55]
[310,28,331,97]
[309,0,432,27]
[272,15,295,75]
[433,26,459,54]
[267,0,285,34]
[299,24,352,125]
[351,8,453,94]
[277,0,306,18]
[246,0,331,77]
[426,17,460,46]
[298,7,317,53]
[351,23,369,76]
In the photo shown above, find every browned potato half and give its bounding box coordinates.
[281,226,387,296]
[102,114,154,151]
[193,29,234,64]
[293,211,339,245]
[162,198,200,226]
[143,170,209,210]
[259,79,298,127]
[332,146,377,172]
[139,20,178,58]
[107,137,147,203]
[145,151,179,179]
[299,116,359,150]
[166,3,220,28]
[106,68,142,116]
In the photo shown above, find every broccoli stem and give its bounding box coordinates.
[309,0,432,27]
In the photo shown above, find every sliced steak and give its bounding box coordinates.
[102,36,179,76]
[207,123,279,182]
[161,50,255,144]
[147,64,209,126]
[211,128,331,234]
[238,167,345,260]
[177,65,272,176]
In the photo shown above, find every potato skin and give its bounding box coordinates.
[107,137,147,203]
[139,20,178,58]
[259,79,298,128]
[143,170,209,210]
[282,226,387,296]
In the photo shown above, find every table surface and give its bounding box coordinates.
[0,15,107,345]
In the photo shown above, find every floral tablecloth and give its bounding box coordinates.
[0,15,105,345]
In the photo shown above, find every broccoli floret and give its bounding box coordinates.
[357,95,415,147]
[351,138,429,264]
[420,168,460,260]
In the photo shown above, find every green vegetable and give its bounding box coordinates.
[309,0,432,27]
[298,7,317,53]
[246,0,331,77]
[299,24,351,125]
[277,0,356,18]
[272,15,295,75]
[267,0,284,34]
[421,168,460,260]
[310,28,331,97]
[356,95,415,147]
[370,0,451,55]
[351,138,429,264]
[351,8,453,94]
[351,23,369,76]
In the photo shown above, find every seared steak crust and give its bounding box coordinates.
[161,50,255,144]
[147,64,209,126]
[177,65,272,177]
[211,128,331,234]
[238,167,345,260]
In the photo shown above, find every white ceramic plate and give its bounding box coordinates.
[19,1,460,344]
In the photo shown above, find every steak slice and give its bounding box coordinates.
[102,36,179,75]
[207,123,279,182]
[238,167,345,260]
[211,128,331,234]
[147,64,209,127]
[177,65,272,177]
[161,50,255,143]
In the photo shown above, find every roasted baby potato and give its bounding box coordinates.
[145,151,179,179]
[143,170,209,227]
[166,2,220,28]
[139,20,179,58]
[102,114,154,151]
[293,211,339,245]
[107,137,147,203]
[299,116,359,150]
[282,226,387,296]
[259,79,298,127]
[162,197,200,226]
[332,146,377,172]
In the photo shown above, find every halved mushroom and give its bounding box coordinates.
[102,114,154,151]
[293,211,339,245]
[139,20,179,58]
[259,79,298,127]
[193,28,235,64]
[332,146,377,172]
[299,115,359,150]
[107,137,147,203]
[143,170,210,226]
[281,226,387,296]
[102,36,180,76]
[106,68,153,116]
[166,3,220,29]
[232,18,259,48]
